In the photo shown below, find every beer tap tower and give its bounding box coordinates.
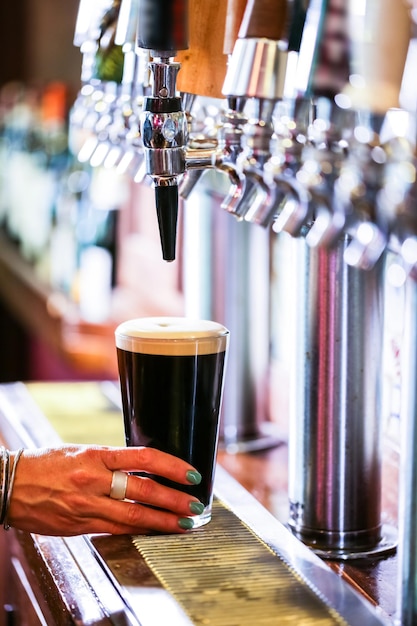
[281,0,410,559]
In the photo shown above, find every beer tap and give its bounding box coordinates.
[175,0,230,201]
[136,0,189,261]
[340,0,411,270]
[88,0,139,170]
[176,0,289,221]
[243,0,312,230]
[175,0,250,213]
[221,0,290,219]
[99,0,150,176]
[251,97,312,233]
[73,0,127,165]
[176,0,292,218]
[70,0,111,156]
[211,0,249,217]
[265,0,353,239]
[299,0,354,246]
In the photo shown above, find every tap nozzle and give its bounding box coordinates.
[137,0,189,260]
[154,179,178,261]
[140,82,187,260]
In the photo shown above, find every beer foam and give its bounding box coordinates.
[115,317,229,356]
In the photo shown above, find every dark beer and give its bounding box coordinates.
[115,317,229,524]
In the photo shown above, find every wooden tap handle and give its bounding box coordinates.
[238,0,287,41]
[223,0,248,55]
[176,0,228,98]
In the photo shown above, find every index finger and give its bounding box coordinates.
[100,446,202,485]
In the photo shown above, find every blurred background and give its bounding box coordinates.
[0,1,187,385]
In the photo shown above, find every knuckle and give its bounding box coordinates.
[124,502,147,527]
[136,476,155,501]
[71,467,92,490]
[166,489,184,511]
[137,446,155,467]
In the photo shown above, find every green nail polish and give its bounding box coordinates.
[178,517,194,530]
[186,470,202,485]
[189,501,205,515]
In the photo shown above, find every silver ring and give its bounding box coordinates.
[110,471,128,500]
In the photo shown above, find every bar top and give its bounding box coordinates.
[0,381,399,625]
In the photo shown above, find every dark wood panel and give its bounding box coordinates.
[0,233,118,378]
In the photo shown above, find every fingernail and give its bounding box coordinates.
[178,517,194,530]
[189,501,204,515]
[186,470,202,485]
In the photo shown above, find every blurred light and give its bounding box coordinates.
[104,146,122,169]
[356,222,378,245]
[387,262,407,288]
[334,93,351,110]
[354,125,372,144]
[68,170,90,194]
[116,150,135,174]
[90,143,109,168]
[78,136,99,163]
[402,238,417,265]
[371,146,386,164]
[349,73,366,89]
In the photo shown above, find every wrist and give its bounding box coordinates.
[0,447,24,530]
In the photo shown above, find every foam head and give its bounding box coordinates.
[115,317,229,356]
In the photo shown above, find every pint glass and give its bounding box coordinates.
[115,317,229,527]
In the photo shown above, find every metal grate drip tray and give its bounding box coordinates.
[132,500,347,626]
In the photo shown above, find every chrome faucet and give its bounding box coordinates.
[136,0,189,261]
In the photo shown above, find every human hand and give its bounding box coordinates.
[6,445,204,536]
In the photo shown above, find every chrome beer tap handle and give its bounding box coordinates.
[341,110,414,271]
[178,96,250,211]
[338,0,411,272]
[220,0,291,219]
[304,101,355,249]
[215,99,249,216]
[240,0,333,229]
[179,96,221,200]
[246,96,312,229]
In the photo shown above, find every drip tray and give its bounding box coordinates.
[131,499,345,626]
[89,467,389,626]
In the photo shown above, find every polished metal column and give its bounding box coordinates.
[397,274,417,625]
[288,234,397,558]
[182,171,280,452]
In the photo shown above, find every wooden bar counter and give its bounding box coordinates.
[0,381,399,625]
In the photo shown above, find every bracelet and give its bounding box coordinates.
[0,447,10,524]
[3,448,23,531]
